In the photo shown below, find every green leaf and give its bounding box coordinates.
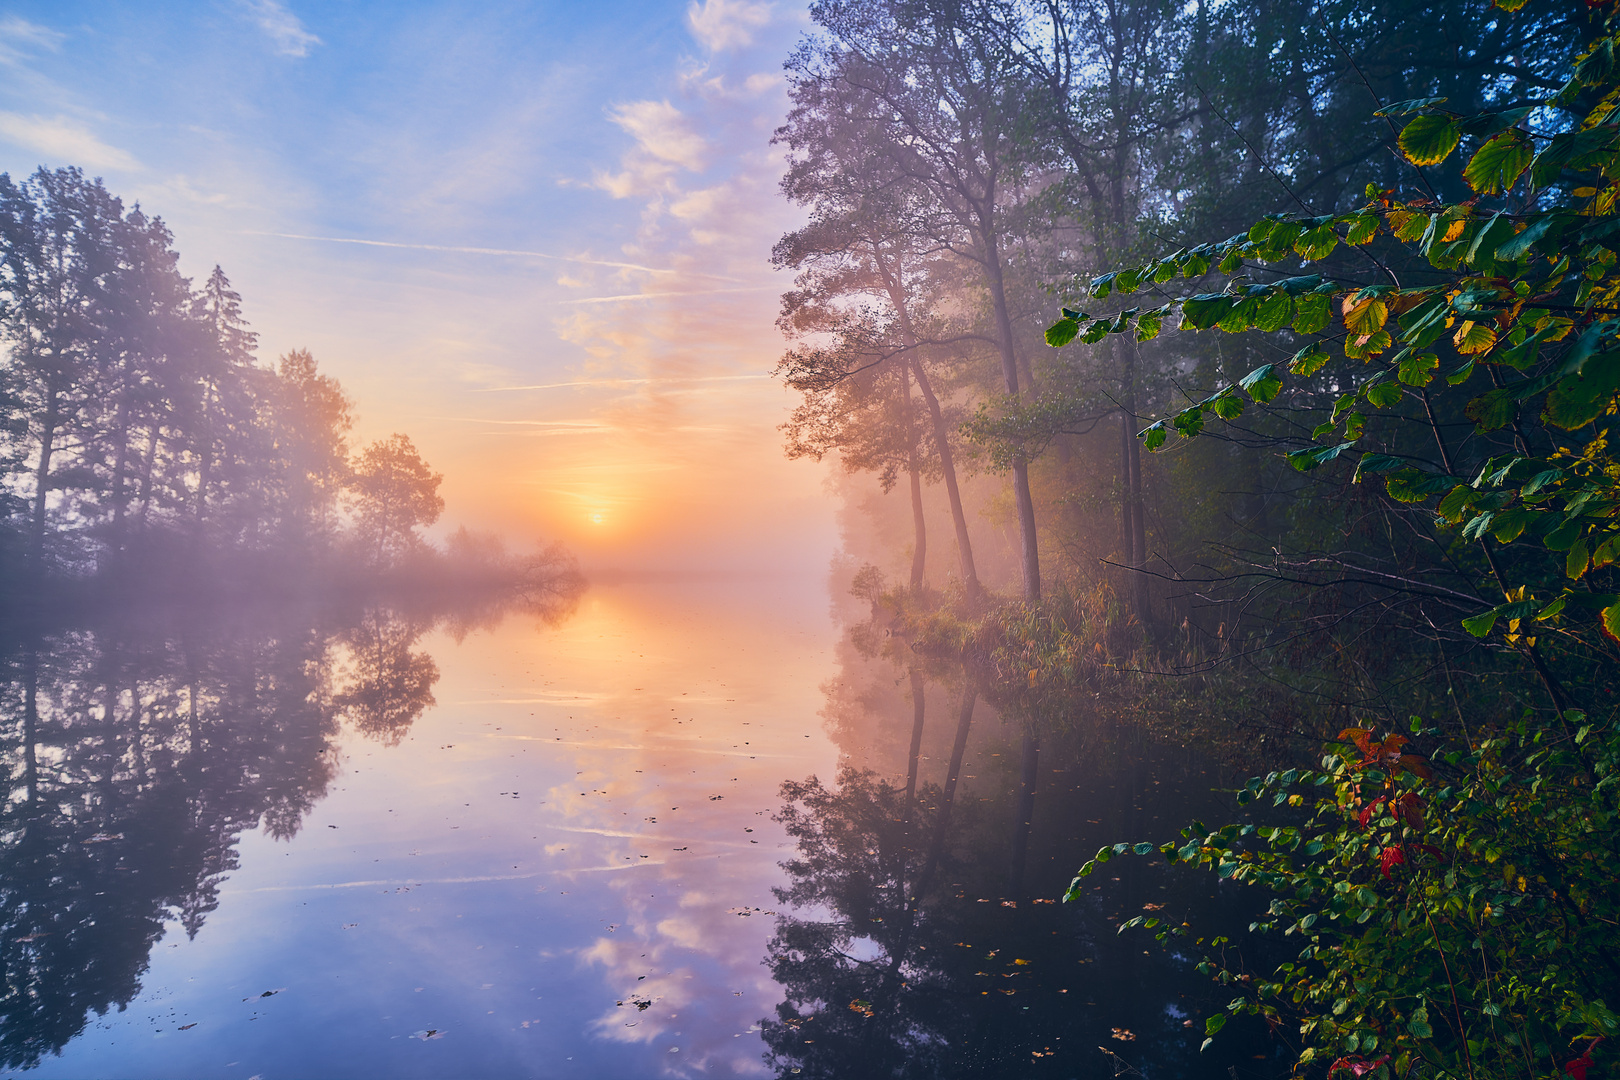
[1215,296,1261,333]
[1292,293,1331,334]
[1205,1014,1227,1037]
[1543,352,1620,430]
[1466,388,1518,432]
[1239,363,1283,403]
[1141,421,1167,450]
[1210,392,1244,420]
[1399,115,1462,166]
[1495,215,1558,261]
[1568,538,1591,580]
[1287,442,1352,472]
[1181,294,1234,331]
[1134,842,1154,855]
[1345,214,1380,245]
[1365,381,1404,408]
[1045,318,1079,348]
[1377,97,1449,116]
[1398,351,1440,387]
[1603,602,1620,644]
[1136,308,1165,342]
[1255,291,1294,332]
[1463,610,1499,637]
[1467,212,1516,268]
[1465,129,1534,195]
[1090,272,1116,299]
[1408,1018,1434,1040]
[1295,224,1338,262]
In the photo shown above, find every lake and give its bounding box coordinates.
[2,575,1282,1079]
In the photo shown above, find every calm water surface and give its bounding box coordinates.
[2,577,1282,1079]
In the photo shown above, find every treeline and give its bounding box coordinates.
[0,167,529,601]
[776,0,1593,638]
[779,0,1620,1076]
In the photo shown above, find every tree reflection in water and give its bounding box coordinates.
[764,656,1288,1080]
[0,580,579,1072]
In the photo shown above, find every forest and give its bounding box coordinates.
[0,167,585,1069]
[773,0,1620,1077]
[0,166,579,605]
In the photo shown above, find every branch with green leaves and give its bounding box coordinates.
[1046,26,1620,650]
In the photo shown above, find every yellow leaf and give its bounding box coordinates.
[1342,297,1388,334]
[1454,321,1498,354]
[1442,218,1467,242]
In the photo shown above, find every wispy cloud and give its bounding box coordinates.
[0,112,139,171]
[243,230,681,275]
[608,100,707,170]
[686,0,774,52]
[470,374,769,393]
[238,0,321,58]
[0,16,64,67]
[560,285,775,305]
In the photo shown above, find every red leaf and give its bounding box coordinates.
[1339,727,1377,757]
[1379,846,1407,877]
[1564,1037,1604,1080]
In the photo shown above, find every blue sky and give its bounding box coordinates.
[0,0,834,571]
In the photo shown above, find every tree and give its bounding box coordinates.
[1048,1,1620,1073]
[349,433,443,569]
[791,0,1048,600]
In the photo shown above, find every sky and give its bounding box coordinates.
[0,0,834,574]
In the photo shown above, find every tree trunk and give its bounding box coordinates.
[1115,338,1150,627]
[983,237,1041,602]
[903,366,927,589]
[910,360,980,597]
[30,380,60,573]
[873,250,977,597]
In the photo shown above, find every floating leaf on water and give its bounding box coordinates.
[412,1029,445,1041]
[179,1023,197,1030]
[1111,1028,1136,1041]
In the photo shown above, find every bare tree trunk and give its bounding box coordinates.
[910,360,980,597]
[1115,339,1150,627]
[903,365,927,590]
[983,239,1040,602]
[874,251,977,597]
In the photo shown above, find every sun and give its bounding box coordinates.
[589,513,605,525]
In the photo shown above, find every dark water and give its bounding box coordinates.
[1,579,1284,1079]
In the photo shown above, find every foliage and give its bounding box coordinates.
[1068,716,1620,1078]
[1041,2,1620,1075]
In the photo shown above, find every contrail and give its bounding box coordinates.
[244,230,682,276]
[560,286,777,304]
[469,374,769,393]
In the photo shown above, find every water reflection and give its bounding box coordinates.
[2,578,1287,1078]
[764,620,1287,1080]
[0,582,578,1072]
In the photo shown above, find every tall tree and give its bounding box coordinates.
[791,0,1047,599]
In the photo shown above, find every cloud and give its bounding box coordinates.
[0,16,64,67]
[686,0,774,52]
[0,112,139,171]
[239,0,321,58]
[608,101,707,171]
